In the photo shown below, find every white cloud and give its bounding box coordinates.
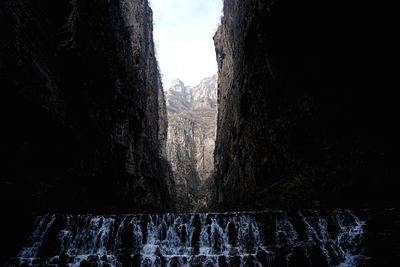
[150,0,223,87]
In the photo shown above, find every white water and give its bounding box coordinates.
[13,211,367,267]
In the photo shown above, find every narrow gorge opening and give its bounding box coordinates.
[1,0,395,266]
[150,0,222,212]
[165,75,218,211]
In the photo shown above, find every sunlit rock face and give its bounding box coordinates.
[166,74,217,211]
[211,0,392,211]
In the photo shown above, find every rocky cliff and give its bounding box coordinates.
[212,0,393,210]
[0,2,178,261]
[0,0,175,213]
[166,74,217,211]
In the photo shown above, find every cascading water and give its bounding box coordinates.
[9,210,368,267]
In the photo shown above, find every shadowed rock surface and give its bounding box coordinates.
[211,0,393,211]
[166,75,217,211]
[0,0,175,262]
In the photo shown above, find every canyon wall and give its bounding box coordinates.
[0,0,175,214]
[212,0,393,210]
[166,75,217,211]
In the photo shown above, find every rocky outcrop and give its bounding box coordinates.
[166,75,217,211]
[0,0,175,214]
[212,0,393,210]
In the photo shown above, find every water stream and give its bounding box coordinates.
[10,210,368,266]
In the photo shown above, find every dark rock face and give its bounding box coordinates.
[212,0,393,210]
[364,208,400,266]
[1,0,176,260]
[0,0,175,212]
[166,75,217,211]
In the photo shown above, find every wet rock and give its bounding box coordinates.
[244,255,259,267]
[230,255,242,267]
[307,244,330,267]
[256,248,273,267]
[217,255,228,267]
[180,225,187,244]
[48,256,59,264]
[117,250,132,267]
[79,259,96,267]
[168,256,180,267]
[228,247,240,256]
[100,255,107,262]
[31,258,42,266]
[227,221,238,246]
[58,253,69,265]
[132,254,141,266]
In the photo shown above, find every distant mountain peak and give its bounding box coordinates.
[170,78,184,87]
[168,79,186,92]
[166,74,217,113]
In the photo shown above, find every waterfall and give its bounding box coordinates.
[10,211,368,267]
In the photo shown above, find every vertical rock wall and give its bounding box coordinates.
[0,0,175,214]
[212,0,393,210]
[166,75,217,211]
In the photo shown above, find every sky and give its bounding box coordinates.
[150,0,223,88]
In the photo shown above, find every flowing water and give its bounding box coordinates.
[9,210,368,266]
